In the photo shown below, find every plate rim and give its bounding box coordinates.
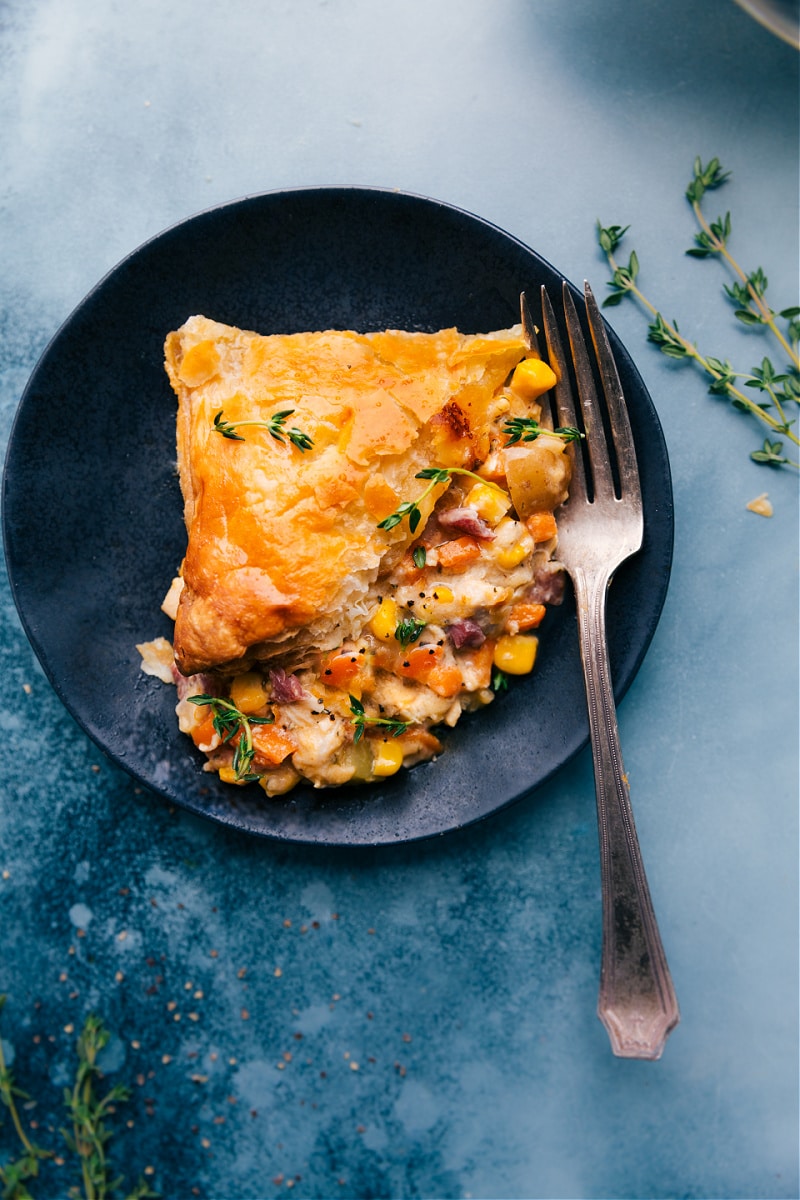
[2,184,674,847]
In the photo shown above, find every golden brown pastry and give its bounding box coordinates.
[165,316,533,676]
[141,314,573,794]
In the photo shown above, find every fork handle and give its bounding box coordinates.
[572,567,680,1060]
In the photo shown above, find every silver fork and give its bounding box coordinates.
[527,280,680,1060]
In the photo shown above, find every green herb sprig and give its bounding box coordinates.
[187,694,273,781]
[0,996,52,1199]
[348,695,410,743]
[394,617,426,647]
[377,468,505,533]
[0,998,157,1200]
[212,409,314,452]
[502,417,583,446]
[597,157,799,470]
[62,1015,157,1200]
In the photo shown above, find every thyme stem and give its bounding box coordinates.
[598,195,800,471]
[691,200,800,370]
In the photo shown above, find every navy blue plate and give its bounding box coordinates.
[2,188,673,845]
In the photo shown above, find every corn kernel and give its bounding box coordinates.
[229,672,270,714]
[465,481,511,525]
[431,585,454,604]
[370,597,397,641]
[494,634,538,675]
[510,357,557,400]
[371,738,404,777]
[495,543,529,570]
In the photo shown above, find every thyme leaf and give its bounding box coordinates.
[394,617,426,647]
[751,438,791,467]
[348,695,410,743]
[212,409,314,452]
[188,694,273,781]
[502,417,583,446]
[491,668,509,692]
[377,467,506,533]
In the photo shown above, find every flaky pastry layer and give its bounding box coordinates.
[164,316,529,675]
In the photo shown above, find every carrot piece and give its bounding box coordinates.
[426,663,463,697]
[251,724,296,767]
[525,511,557,543]
[322,651,361,689]
[507,602,547,632]
[396,643,443,682]
[436,536,482,571]
[190,710,218,750]
[456,639,495,688]
[393,546,426,583]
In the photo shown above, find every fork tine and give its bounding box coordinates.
[562,282,616,501]
[584,282,641,504]
[540,285,587,503]
[519,291,542,358]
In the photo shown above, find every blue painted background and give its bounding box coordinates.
[1,1,797,1197]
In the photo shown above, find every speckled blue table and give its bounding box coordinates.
[1,2,798,1198]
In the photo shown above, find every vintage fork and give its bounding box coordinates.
[526,280,680,1060]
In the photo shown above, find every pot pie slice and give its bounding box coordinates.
[140,314,574,794]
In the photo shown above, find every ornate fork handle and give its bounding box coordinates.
[573,563,680,1060]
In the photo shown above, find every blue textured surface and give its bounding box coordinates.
[1,1,798,1198]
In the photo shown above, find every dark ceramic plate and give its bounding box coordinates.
[3,188,673,846]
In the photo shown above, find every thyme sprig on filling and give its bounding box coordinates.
[502,417,583,446]
[188,694,274,781]
[349,695,410,743]
[377,467,505,533]
[597,156,799,469]
[212,408,314,452]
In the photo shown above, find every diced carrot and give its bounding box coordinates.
[393,546,426,584]
[190,711,218,750]
[436,536,482,571]
[456,639,495,688]
[322,651,361,689]
[396,643,443,682]
[525,511,558,543]
[251,724,296,767]
[506,602,547,632]
[426,663,463,697]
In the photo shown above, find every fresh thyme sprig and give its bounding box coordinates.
[394,617,426,647]
[348,695,410,743]
[502,417,583,446]
[597,157,800,470]
[377,468,506,533]
[62,1015,158,1200]
[0,996,52,1199]
[684,156,800,368]
[212,409,314,452]
[0,999,157,1200]
[188,694,273,781]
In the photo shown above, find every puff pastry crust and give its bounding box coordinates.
[165,316,529,676]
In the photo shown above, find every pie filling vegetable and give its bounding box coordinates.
[137,315,575,794]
